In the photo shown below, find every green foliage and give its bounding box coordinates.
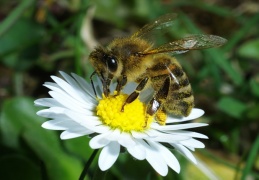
[0,155,41,180]
[0,0,258,179]
[241,135,259,180]
[238,39,259,60]
[0,18,45,70]
[250,78,259,98]
[0,97,83,179]
[217,97,247,119]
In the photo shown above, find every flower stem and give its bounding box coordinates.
[79,149,99,180]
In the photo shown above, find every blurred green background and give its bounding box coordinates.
[0,0,259,179]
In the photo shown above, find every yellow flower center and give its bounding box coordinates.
[96,92,153,132]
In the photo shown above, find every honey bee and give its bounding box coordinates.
[89,13,227,125]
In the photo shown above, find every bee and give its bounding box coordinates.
[89,13,227,125]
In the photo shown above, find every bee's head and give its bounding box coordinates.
[89,47,119,96]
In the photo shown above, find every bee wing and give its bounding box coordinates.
[142,35,227,55]
[131,13,178,40]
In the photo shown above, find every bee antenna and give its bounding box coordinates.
[90,71,98,98]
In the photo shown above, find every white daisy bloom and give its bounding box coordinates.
[35,71,208,176]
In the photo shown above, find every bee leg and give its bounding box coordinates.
[100,72,111,97]
[104,79,111,97]
[121,77,149,112]
[90,71,98,98]
[115,75,127,95]
[145,76,170,126]
[155,108,167,125]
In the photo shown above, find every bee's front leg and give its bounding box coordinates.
[90,71,98,98]
[121,77,149,112]
[100,72,112,97]
[115,75,127,95]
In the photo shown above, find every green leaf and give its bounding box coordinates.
[223,14,259,53]
[250,78,259,97]
[0,18,45,70]
[0,0,35,37]
[0,97,83,180]
[209,49,243,86]
[217,97,247,119]
[241,135,259,179]
[0,18,44,56]
[246,104,259,120]
[91,0,126,27]
[238,39,259,60]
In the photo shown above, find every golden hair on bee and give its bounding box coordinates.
[89,13,227,125]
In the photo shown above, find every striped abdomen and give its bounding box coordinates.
[147,55,194,116]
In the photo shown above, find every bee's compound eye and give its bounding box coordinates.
[107,56,118,72]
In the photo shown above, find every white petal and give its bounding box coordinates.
[64,109,99,125]
[91,125,111,134]
[107,129,121,141]
[60,127,93,139]
[98,142,120,171]
[150,141,180,173]
[43,82,61,92]
[145,129,164,137]
[45,78,95,109]
[37,110,74,123]
[153,123,208,131]
[59,71,96,104]
[140,140,168,176]
[131,131,149,139]
[109,82,116,93]
[127,141,146,160]
[64,110,106,133]
[172,143,197,164]
[48,91,91,113]
[122,82,137,94]
[139,87,154,103]
[187,146,195,151]
[145,129,192,142]
[37,107,67,118]
[90,133,111,149]
[51,76,86,103]
[149,134,191,143]
[118,132,136,148]
[166,108,204,123]
[41,119,78,130]
[170,130,208,139]
[94,78,103,97]
[71,73,98,99]
[34,98,63,107]
[181,138,205,148]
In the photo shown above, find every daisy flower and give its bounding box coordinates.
[34,71,208,177]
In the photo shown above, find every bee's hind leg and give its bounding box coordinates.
[145,76,170,126]
[155,108,167,125]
